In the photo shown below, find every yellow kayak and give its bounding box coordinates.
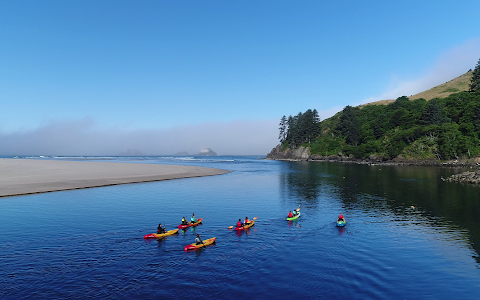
[144,229,179,239]
[184,237,216,251]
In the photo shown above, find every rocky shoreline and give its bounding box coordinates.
[266,144,480,184]
[441,170,480,184]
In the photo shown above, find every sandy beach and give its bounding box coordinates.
[0,159,230,197]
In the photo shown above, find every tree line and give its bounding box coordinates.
[279,109,321,149]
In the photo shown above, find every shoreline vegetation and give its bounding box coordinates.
[0,159,230,198]
[268,59,480,185]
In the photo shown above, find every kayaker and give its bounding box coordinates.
[337,213,345,222]
[237,219,243,228]
[195,234,204,246]
[244,217,250,225]
[191,213,197,224]
[181,217,188,225]
[288,211,293,218]
[294,205,301,214]
[157,223,166,234]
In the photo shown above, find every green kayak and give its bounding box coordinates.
[287,212,301,221]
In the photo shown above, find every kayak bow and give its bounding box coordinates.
[144,229,179,239]
[184,237,216,251]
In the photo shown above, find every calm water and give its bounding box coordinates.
[1,156,480,299]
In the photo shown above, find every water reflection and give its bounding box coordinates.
[281,161,480,263]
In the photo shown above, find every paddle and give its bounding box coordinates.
[228,217,257,229]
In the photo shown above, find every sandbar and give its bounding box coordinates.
[0,159,230,197]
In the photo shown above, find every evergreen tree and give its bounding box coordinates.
[419,99,448,125]
[278,115,287,142]
[374,113,387,139]
[312,109,321,138]
[336,106,360,145]
[390,96,409,110]
[470,58,480,92]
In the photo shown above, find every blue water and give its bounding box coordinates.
[1,156,480,299]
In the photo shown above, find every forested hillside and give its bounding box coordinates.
[276,59,480,161]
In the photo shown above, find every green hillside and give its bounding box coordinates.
[277,60,480,161]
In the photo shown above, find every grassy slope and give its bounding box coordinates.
[359,70,473,108]
[410,70,472,100]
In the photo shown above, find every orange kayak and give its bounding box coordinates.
[144,229,179,239]
[183,237,216,251]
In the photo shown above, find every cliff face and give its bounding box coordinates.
[266,144,374,162]
[266,144,311,160]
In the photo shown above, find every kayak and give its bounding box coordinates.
[287,212,301,221]
[235,219,255,230]
[178,218,203,229]
[336,220,346,227]
[184,237,216,251]
[144,229,179,239]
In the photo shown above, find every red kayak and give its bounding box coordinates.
[178,218,203,229]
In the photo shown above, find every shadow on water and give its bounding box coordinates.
[281,161,480,263]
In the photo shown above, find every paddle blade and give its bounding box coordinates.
[228,226,233,229]
[253,217,257,220]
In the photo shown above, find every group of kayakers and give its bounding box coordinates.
[154,207,347,247]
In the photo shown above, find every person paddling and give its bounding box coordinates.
[294,205,301,215]
[288,211,293,218]
[181,217,188,225]
[337,213,345,222]
[244,217,250,225]
[195,234,205,246]
[191,213,197,224]
[236,219,244,228]
[157,223,166,234]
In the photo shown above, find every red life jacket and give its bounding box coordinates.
[288,212,293,218]
[237,221,242,227]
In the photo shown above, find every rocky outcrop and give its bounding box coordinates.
[441,170,480,184]
[266,145,311,161]
[267,145,361,162]
[197,148,217,156]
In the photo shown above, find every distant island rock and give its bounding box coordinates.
[118,149,144,156]
[197,148,217,156]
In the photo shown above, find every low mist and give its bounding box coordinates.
[0,118,279,156]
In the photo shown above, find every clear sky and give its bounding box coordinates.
[1,1,479,155]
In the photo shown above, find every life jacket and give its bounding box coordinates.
[191,217,197,222]
[244,218,249,224]
[237,221,242,227]
[288,212,293,218]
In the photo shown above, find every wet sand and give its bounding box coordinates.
[0,159,230,197]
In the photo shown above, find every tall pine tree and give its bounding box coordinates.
[278,115,287,142]
[470,58,480,92]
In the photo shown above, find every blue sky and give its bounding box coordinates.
[1,1,479,155]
